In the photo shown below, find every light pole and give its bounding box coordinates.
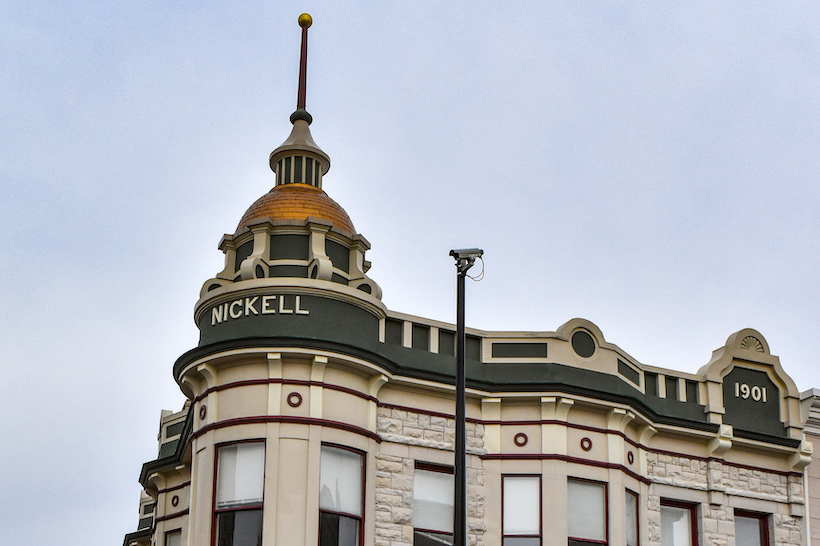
[449,248,483,546]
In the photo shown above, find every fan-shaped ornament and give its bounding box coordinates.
[740,336,764,352]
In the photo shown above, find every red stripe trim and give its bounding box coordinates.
[157,482,191,495]
[379,403,801,478]
[484,453,651,485]
[192,416,381,443]
[194,379,378,404]
[183,390,801,479]
[151,508,190,532]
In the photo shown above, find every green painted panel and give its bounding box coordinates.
[686,380,698,404]
[645,373,658,396]
[269,265,308,278]
[665,376,679,401]
[331,273,347,284]
[412,324,430,351]
[571,330,595,358]
[722,367,784,437]
[198,294,380,350]
[180,294,804,439]
[617,359,640,386]
[270,234,309,261]
[326,240,350,273]
[492,343,548,358]
[439,330,455,356]
[234,241,253,273]
[385,319,402,346]
[467,336,481,361]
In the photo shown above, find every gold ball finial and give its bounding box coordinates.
[298,13,312,28]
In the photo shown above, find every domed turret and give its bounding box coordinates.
[236,183,355,235]
[197,13,382,333]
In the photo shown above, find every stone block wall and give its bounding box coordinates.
[374,406,485,546]
[645,452,803,546]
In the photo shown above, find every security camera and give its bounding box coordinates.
[449,248,484,260]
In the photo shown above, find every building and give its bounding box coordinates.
[123,14,816,546]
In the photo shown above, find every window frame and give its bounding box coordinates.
[625,489,639,546]
[164,529,182,546]
[211,439,266,546]
[413,461,455,546]
[734,509,770,546]
[502,474,542,546]
[659,499,699,546]
[319,443,366,546]
[566,477,608,545]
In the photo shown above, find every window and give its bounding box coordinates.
[214,442,265,546]
[625,490,638,546]
[660,500,698,546]
[503,475,541,546]
[319,445,364,546]
[734,510,769,546]
[413,464,454,546]
[567,479,607,545]
[165,530,182,546]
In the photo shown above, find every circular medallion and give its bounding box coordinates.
[171,495,179,507]
[514,433,528,447]
[199,405,207,420]
[287,392,303,407]
[580,437,593,451]
[627,451,634,465]
[572,330,596,358]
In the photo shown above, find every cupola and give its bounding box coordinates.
[197,13,382,309]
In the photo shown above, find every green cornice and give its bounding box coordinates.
[173,335,719,435]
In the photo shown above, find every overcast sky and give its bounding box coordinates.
[2,2,819,543]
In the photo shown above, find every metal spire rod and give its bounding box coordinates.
[296,13,312,111]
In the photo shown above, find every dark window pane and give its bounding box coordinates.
[166,422,184,437]
[294,156,303,183]
[284,157,292,183]
[320,512,360,546]
[305,158,314,186]
[414,530,454,546]
[217,510,263,546]
[339,515,359,546]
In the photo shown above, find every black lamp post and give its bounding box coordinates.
[449,248,483,546]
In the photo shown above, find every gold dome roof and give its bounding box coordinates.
[236,183,355,234]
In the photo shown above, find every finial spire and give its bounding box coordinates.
[291,13,313,125]
[271,12,329,184]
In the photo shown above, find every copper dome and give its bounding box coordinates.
[236,183,355,234]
